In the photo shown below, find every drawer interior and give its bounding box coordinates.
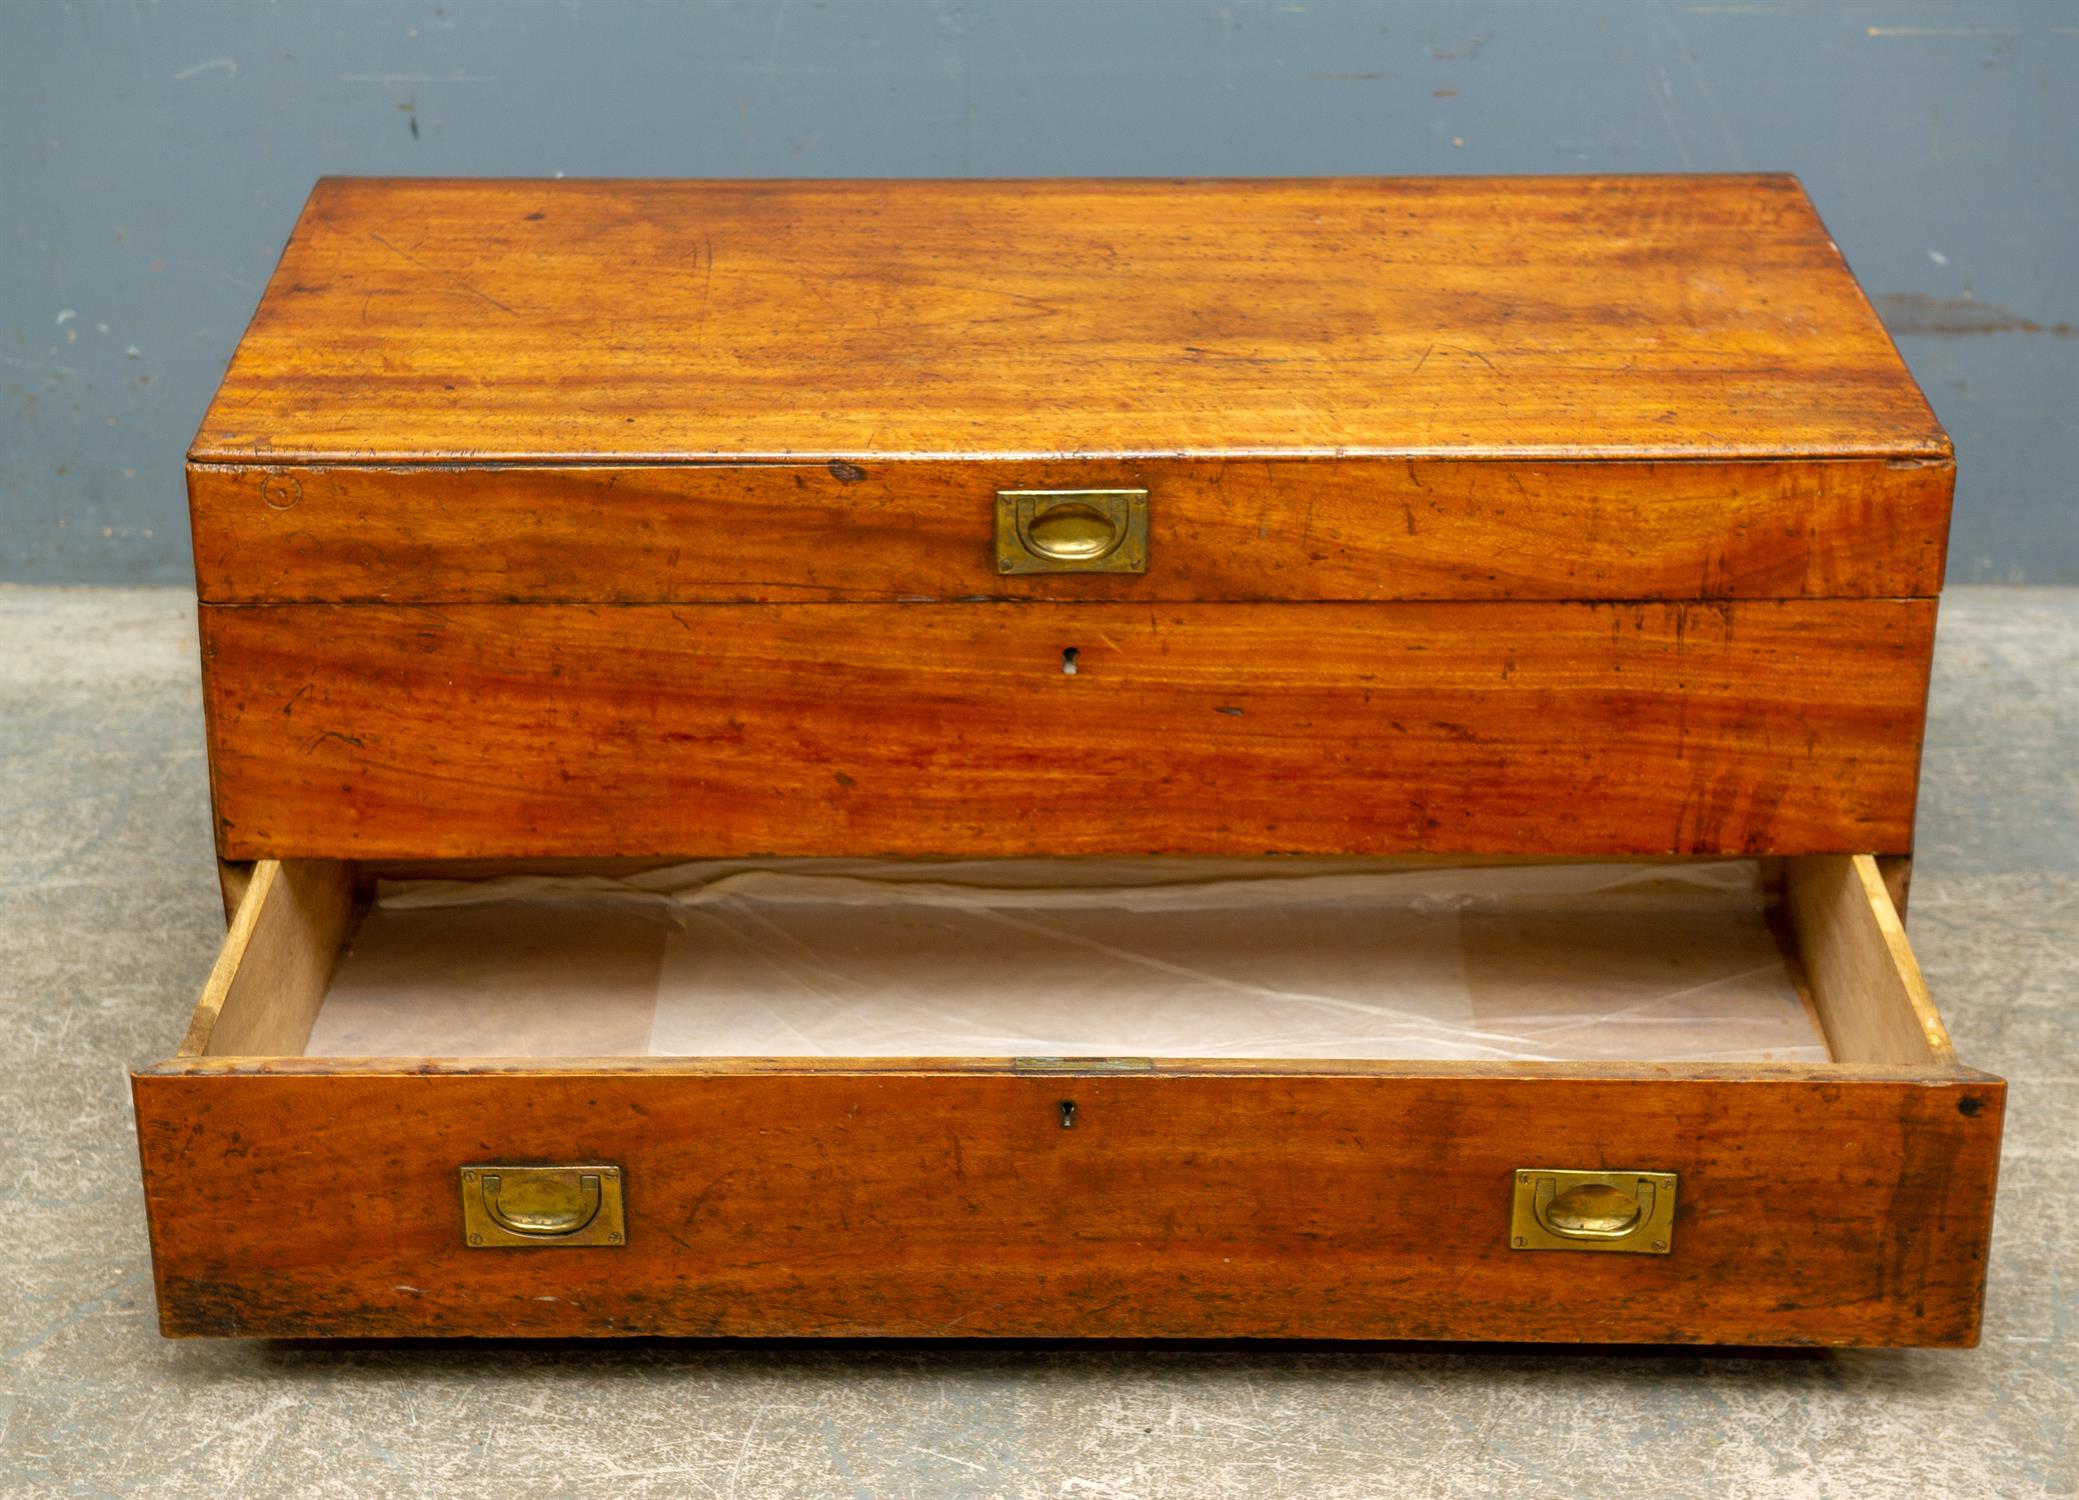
[178,855,1955,1071]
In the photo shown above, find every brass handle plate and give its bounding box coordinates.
[1509,1168,1676,1255]
[460,1164,626,1248]
[995,489,1148,575]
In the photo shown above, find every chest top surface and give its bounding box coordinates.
[192,174,1943,467]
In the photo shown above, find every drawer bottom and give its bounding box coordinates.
[303,857,1835,1064]
[133,856,2002,1345]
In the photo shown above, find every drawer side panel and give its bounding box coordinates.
[131,1069,2002,1345]
[200,600,1935,859]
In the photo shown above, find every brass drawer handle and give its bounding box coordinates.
[996,489,1148,574]
[460,1164,626,1248]
[486,1172,600,1236]
[1510,1169,1676,1255]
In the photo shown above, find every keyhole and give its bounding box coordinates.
[1061,647,1079,675]
[1059,1100,1078,1129]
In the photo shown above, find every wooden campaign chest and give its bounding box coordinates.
[134,175,2002,1344]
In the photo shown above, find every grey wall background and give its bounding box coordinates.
[4,0,2074,585]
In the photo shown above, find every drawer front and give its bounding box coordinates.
[201,599,1935,860]
[132,1066,2001,1344]
[187,457,1953,606]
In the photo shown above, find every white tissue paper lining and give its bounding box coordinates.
[302,858,1829,1063]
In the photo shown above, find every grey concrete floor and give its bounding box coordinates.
[1,585,2073,1500]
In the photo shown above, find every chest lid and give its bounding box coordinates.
[190,175,1950,604]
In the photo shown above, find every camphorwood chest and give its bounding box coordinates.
[135,175,2001,1344]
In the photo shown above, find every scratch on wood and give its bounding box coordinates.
[367,233,518,317]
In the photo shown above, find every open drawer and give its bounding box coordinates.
[132,854,2002,1345]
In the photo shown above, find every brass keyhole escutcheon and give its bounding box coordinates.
[460,1164,626,1248]
[996,489,1148,575]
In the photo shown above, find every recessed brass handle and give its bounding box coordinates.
[1026,501,1124,562]
[1537,1179,1645,1239]
[484,1172,601,1236]
[460,1164,626,1248]
[1510,1169,1676,1254]
[996,489,1148,575]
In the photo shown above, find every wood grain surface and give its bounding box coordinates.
[177,858,351,1057]
[130,1063,2003,1344]
[189,176,1946,465]
[188,456,1954,604]
[199,599,1935,860]
[1785,855,1953,1066]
